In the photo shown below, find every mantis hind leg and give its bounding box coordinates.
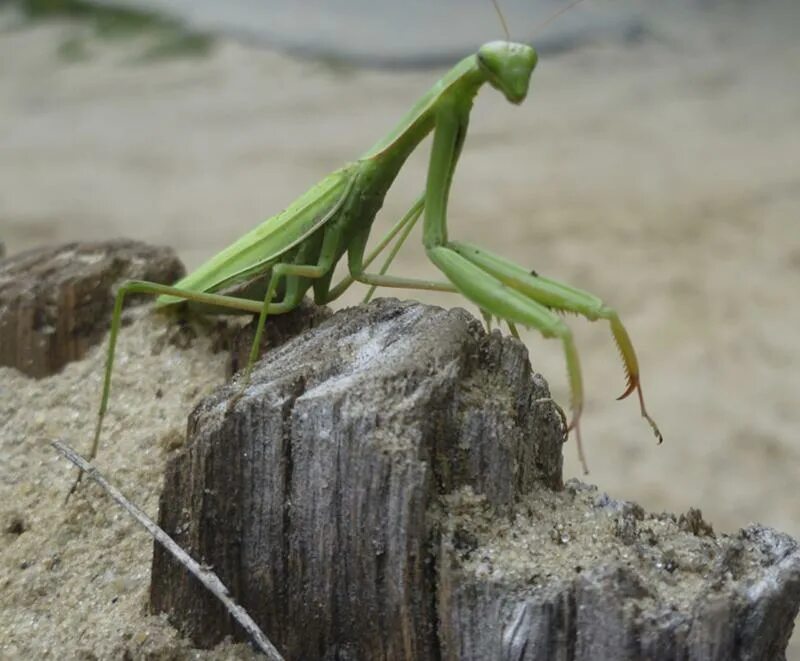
[72,228,343,495]
[67,279,299,497]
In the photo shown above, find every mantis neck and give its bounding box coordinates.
[360,55,487,164]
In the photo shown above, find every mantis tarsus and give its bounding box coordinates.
[76,39,662,487]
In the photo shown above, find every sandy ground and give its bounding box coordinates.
[1,313,261,658]
[1,2,799,657]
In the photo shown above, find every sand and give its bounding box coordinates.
[0,312,260,658]
[1,2,799,657]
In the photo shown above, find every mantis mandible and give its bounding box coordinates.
[75,39,662,487]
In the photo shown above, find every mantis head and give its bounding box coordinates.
[477,41,538,104]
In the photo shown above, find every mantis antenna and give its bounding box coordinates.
[531,0,591,39]
[491,0,591,42]
[491,0,512,40]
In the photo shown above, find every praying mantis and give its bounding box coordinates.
[75,38,661,488]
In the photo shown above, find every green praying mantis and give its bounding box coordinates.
[74,37,662,489]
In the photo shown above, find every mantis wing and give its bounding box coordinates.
[156,164,357,307]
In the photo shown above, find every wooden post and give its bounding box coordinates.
[150,298,800,660]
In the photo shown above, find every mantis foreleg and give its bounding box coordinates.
[447,241,662,444]
[412,105,660,471]
[427,245,589,472]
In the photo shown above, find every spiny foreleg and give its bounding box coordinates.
[446,242,662,444]
[426,246,590,473]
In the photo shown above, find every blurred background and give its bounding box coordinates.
[2,0,799,647]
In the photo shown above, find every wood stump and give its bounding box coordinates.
[0,240,184,377]
[150,298,800,660]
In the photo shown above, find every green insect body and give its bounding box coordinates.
[77,40,661,488]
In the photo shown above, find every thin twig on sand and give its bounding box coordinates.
[52,440,284,661]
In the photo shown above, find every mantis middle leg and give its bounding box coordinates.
[324,195,426,303]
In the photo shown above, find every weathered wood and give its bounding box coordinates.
[0,240,184,377]
[437,484,800,661]
[151,299,564,658]
[150,298,800,660]
[226,297,332,379]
